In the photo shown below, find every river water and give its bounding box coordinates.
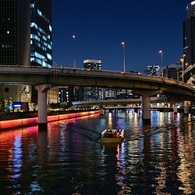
[0,110,195,195]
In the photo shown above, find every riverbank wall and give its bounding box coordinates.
[0,110,100,131]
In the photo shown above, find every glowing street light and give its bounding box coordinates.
[159,50,163,77]
[121,41,126,72]
[72,35,76,69]
[180,54,185,82]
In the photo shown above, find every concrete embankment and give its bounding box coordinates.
[0,110,100,131]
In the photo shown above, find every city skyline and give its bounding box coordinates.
[52,0,192,72]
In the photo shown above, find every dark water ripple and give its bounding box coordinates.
[0,110,195,194]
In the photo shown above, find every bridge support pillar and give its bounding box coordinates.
[173,105,178,114]
[35,84,51,131]
[142,94,151,124]
[183,101,189,115]
[134,90,162,124]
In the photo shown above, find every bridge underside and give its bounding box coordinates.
[0,67,194,128]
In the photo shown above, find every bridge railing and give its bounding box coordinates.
[0,65,194,92]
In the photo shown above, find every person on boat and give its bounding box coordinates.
[116,129,120,137]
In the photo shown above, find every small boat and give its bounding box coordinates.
[100,129,125,143]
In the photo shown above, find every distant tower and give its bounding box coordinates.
[183,1,195,68]
[147,65,160,75]
[83,59,102,70]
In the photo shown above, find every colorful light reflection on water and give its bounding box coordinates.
[0,110,195,194]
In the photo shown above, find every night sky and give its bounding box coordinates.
[52,0,191,73]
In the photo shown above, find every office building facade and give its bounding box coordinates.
[30,0,52,67]
[183,1,195,69]
[0,0,30,65]
[166,64,181,80]
[83,59,102,70]
[83,59,102,101]
[0,0,52,67]
[0,0,53,111]
[147,65,160,75]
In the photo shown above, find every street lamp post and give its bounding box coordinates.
[180,54,185,82]
[72,35,76,69]
[159,50,163,77]
[121,41,126,72]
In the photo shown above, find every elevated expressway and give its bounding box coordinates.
[0,66,195,129]
[72,97,167,106]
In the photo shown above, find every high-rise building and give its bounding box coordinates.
[0,0,30,65]
[83,59,102,70]
[0,0,52,67]
[147,65,160,75]
[0,0,53,111]
[30,0,52,67]
[82,59,102,101]
[186,1,195,18]
[166,64,181,80]
[183,1,195,70]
